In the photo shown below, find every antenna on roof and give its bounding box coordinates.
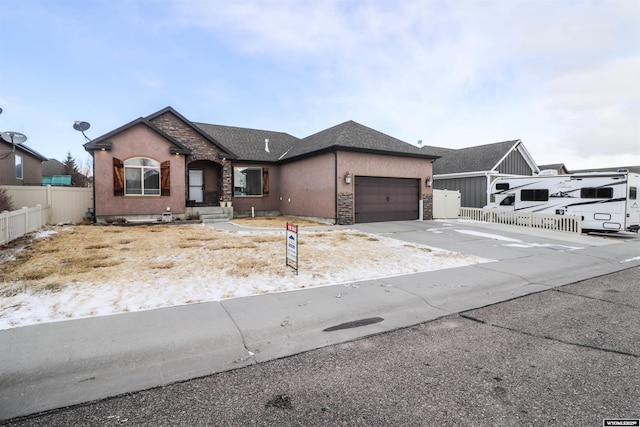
[265,138,270,153]
[418,140,422,147]
[73,121,91,142]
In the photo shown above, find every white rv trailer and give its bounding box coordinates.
[485,170,640,232]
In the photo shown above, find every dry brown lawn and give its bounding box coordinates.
[231,216,328,228]
[0,218,492,328]
[0,219,393,297]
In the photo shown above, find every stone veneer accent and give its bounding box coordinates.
[221,159,232,201]
[337,192,353,225]
[150,112,232,202]
[423,193,433,220]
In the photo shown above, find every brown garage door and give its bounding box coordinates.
[354,177,420,223]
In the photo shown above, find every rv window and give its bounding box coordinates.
[581,187,613,199]
[496,183,510,191]
[500,195,515,206]
[630,187,637,200]
[521,189,548,202]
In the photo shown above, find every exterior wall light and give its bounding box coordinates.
[426,177,432,187]
[344,171,352,184]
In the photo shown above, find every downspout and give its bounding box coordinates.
[334,150,338,224]
[91,153,96,223]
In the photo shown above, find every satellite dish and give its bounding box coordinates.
[1,131,27,145]
[73,121,91,132]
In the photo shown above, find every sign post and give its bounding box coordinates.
[286,222,298,275]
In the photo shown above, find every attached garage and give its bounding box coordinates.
[354,176,420,223]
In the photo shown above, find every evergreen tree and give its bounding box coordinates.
[62,151,79,176]
[62,151,90,187]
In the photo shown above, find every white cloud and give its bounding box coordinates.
[4,0,638,170]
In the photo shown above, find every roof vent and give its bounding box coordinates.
[265,138,270,153]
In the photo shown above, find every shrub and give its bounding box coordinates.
[0,188,15,211]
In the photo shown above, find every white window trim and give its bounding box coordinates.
[124,157,161,196]
[15,154,23,180]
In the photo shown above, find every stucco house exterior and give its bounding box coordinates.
[423,140,539,208]
[84,107,438,225]
[0,139,48,186]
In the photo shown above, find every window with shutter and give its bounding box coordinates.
[119,157,161,196]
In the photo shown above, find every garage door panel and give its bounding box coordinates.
[354,177,419,223]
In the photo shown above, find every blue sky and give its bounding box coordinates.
[1,0,638,171]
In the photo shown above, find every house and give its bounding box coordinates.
[423,140,539,208]
[42,158,92,187]
[84,107,438,225]
[0,137,48,186]
[42,159,71,186]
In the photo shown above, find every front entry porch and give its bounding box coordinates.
[187,160,223,207]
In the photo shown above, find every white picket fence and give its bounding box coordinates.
[1,205,51,246]
[459,207,582,234]
[1,185,93,225]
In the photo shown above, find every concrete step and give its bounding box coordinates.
[194,206,225,214]
[200,212,229,224]
[186,206,232,223]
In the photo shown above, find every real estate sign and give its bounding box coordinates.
[286,222,298,274]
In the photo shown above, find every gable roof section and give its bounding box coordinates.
[145,107,236,159]
[281,120,438,162]
[194,122,299,162]
[84,117,191,155]
[428,140,524,175]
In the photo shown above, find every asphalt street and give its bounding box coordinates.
[4,267,638,426]
[1,220,639,425]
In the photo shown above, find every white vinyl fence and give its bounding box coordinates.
[1,185,93,225]
[1,205,50,246]
[459,207,583,234]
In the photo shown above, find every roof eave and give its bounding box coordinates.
[281,145,439,163]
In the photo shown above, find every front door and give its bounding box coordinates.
[189,170,204,203]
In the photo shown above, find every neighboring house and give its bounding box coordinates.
[42,158,91,187]
[0,139,48,186]
[42,159,71,186]
[84,106,438,225]
[423,140,539,208]
[42,159,66,176]
[537,163,570,175]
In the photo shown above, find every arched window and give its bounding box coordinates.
[124,158,160,195]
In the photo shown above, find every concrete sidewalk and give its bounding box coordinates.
[8,267,638,426]
[1,220,638,421]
